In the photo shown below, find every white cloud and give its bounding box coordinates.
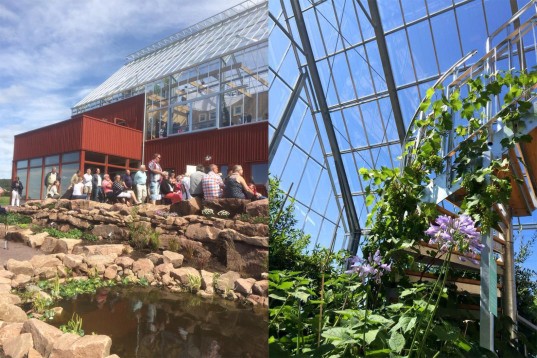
[0,0,245,179]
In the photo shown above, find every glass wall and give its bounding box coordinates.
[269,0,523,250]
[145,43,268,140]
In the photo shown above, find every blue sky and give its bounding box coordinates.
[0,0,244,179]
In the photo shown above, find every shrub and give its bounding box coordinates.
[168,237,179,252]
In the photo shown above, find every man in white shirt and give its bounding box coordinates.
[83,168,93,200]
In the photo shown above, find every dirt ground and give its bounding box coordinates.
[0,240,40,267]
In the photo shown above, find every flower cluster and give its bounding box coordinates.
[425,214,483,264]
[155,210,178,218]
[201,208,214,217]
[346,250,391,283]
[217,210,230,218]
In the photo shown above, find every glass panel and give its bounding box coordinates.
[16,168,28,199]
[430,10,463,72]
[251,163,269,185]
[171,104,190,134]
[60,163,79,194]
[220,165,228,178]
[378,0,404,31]
[108,156,126,167]
[62,152,80,163]
[17,160,28,169]
[44,155,59,166]
[85,152,106,163]
[146,108,168,139]
[386,31,415,86]
[400,0,426,23]
[29,158,42,167]
[456,1,487,58]
[407,20,438,79]
[27,167,43,200]
[192,95,218,131]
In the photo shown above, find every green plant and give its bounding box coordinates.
[60,313,84,336]
[201,208,214,217]
[81,232,98,242]
[168,237,179,252]
[186,274,201,292]
[149,231,160,251]
[217,210,230,218]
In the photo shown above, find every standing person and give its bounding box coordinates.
[181,173,191,201]
[10,177,23,206]
[147,153,164,205]
[92,168,103,202]
[47,181,61,199]
[44,167,59,198]
[83,168,92,200]
[70,170,81,189]
[134,165,148,204]
[201,164,224,200]
[189,164,206,199]
[123,169,133,190]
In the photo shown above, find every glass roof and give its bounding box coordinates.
[269,0,536,251]
[73,0,268,114]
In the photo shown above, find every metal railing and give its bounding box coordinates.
[403,0,537,170]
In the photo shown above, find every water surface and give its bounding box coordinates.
[52,286,268,358]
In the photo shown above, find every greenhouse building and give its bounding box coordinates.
[13,0,269,200]
[269,0,537,353]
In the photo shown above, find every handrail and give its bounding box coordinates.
[402,50,477,147]
[487,0,536,48]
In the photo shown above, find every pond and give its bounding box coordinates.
[51,286,268,358]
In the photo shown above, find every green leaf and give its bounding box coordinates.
[365,329,380,345]
[366,194,375,207]
[365,349,392,356]
[388,332,406,353]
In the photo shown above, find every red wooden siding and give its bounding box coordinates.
[144,122,268,179]
[80,115,143,160]
[76,94,145,130]
[13,116,143,162]
[13,118,84,161]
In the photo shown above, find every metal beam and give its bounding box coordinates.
[290,0,362,254]
[502,210,518,341]
[366,0,407,144]
[269,74,306,164]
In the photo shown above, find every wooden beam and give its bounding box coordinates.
[240,64,269,87]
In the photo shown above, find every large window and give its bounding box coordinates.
[144,42,268,139]
[251,163,268,185]
[60,163,79,194]
[27,167,42,200]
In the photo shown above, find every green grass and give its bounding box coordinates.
[0,196,9,206]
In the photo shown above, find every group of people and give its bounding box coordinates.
[146,153,265,205]
[6,154,265,207]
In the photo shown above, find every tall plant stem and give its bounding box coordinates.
[418,250,452,357]
[317,271,325,348]
[408,251,450,357]
[362,285,370,354]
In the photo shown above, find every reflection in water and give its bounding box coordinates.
[52,286,268,358]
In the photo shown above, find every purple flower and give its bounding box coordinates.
[347,250,391,283]
[425,214,483,263]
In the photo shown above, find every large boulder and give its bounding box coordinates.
[169,198,202,216]
[234,278,256,295]
[0,302,27,323]
[73,244,131,256]
[5,259,33,276]
[0,322,23,345]
[30,255,62,269]
[215,271,240,293]
[253,280,268,296]
[184,223,221,243]
[229,221,268,238]
[202,198,250,217]
[48,333,80,358]
[245,198,268,217]
[40,237,68,254]
[114,256,134,269]
[3,332,33,358]
[11,274,32,288]
[22,319,63,357]
[0,292,22,305]
[25,232,50,248]
[200,270,215,294]
[216,231,268,277]
[69,335,112,358]
[90,225,127,240]
[62,254,84,270]
[85,255,117,268]
[162,251,184,268]
[170,267,200,286]
[69,200,99,211]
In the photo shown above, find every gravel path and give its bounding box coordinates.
[0,239,40,267]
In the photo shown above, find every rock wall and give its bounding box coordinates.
[0,245,268,357]
[8,198,268,278]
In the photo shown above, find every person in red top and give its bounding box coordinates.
[160,171,182,204]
